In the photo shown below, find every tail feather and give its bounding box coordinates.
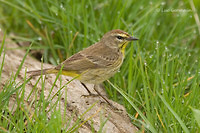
[27,68,54,77]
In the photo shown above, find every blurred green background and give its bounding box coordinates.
[0,0,200,132]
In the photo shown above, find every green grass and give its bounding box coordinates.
[0,0,200,132]
[0,40,102,132]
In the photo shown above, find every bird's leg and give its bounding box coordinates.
[81,82,99,97]
[94,85,120,110]
[82,84,117,109]
[93,84,111,105]
[81,83,111,105]
[81,82,92,94]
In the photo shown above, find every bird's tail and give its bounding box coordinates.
[27,68,57,77]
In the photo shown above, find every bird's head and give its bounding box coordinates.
[100,29,138,50]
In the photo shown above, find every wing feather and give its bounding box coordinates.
[55,43,120,73]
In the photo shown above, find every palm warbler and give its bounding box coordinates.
[28,29,138,104]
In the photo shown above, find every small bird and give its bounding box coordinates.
[28,29,138,104]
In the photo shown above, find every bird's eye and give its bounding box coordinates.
[116,36,123,40]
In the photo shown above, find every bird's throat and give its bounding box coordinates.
[120,42,128,56]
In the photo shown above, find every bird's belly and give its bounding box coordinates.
[78,58,123,84]
[78,68,118,84]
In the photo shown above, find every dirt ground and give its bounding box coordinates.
[0,33,138,133]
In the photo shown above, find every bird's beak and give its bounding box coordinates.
[126,36,139,41]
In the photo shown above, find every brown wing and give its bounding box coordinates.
[81,43,120,66]
[55,52,104,73]
[55,43,119,72]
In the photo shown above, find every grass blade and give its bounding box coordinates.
[157,91,189,133]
